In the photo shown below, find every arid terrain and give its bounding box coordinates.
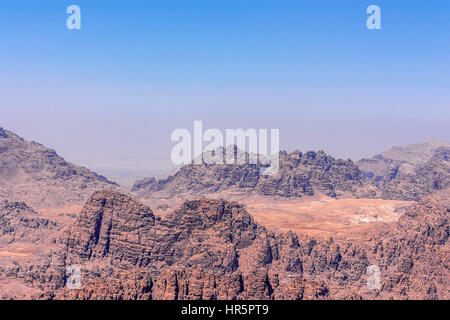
[244,196,413,241]
[0,128,449,300]
[358,140,450,200]
[0,128,120,210]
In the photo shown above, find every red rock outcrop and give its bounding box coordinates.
[53,189,448,300]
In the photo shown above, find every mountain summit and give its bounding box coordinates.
[357,140,450,200]
[132,147,374,200]
[0,128,118,209]
[0,128,8,138]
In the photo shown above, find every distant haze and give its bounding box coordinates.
[1,1,449,179]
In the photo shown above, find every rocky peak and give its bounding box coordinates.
[0,127,7,138]
[132,146,369,199]
[0,128,119,209]
[1,200,35,213]
[357,140,450,200]
[130,177,156,192]
[0,200,59,246]
[65,193,265,274]
[66,190,155,261]
[175,198,247,225]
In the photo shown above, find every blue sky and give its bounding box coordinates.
[1,1,449,175]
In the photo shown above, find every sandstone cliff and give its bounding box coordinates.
[46,189,449,300]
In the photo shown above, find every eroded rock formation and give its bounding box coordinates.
[49,189,449,300]
[132,148,373,200]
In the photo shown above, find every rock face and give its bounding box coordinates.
[65,191,156,264]
[0,128,118,209]
[64,191,268,276]
[54,189,448,300]
[132,148,372,199]
[1,128,448,300]
[0,201,66,299]
[358,140,450,200]
[59,191,349,299]
[0,201,58,246]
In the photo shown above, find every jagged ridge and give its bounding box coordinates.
[358,140,450,200]
[132,148,373,199]
[48,189,450,300]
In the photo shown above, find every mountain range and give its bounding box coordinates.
[0,127,448,300]
[133,141,450,203]
[358,140,450,200]
[132,147,377,201]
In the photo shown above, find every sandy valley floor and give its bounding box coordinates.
[242,196,414,242]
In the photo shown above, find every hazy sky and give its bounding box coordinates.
[1,0,449,175]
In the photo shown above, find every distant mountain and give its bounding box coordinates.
[132,146,375,200]
[0,127,118,209]
[357,140,450,200]
[1,129,449,300]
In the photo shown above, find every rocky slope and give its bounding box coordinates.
[1,128,448,300]
[357,140,450,200]
[132,147,375,200]
[0,127,118,209]
[0,201,59,246]
[0,201,65,299]
[10,189,443,300]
